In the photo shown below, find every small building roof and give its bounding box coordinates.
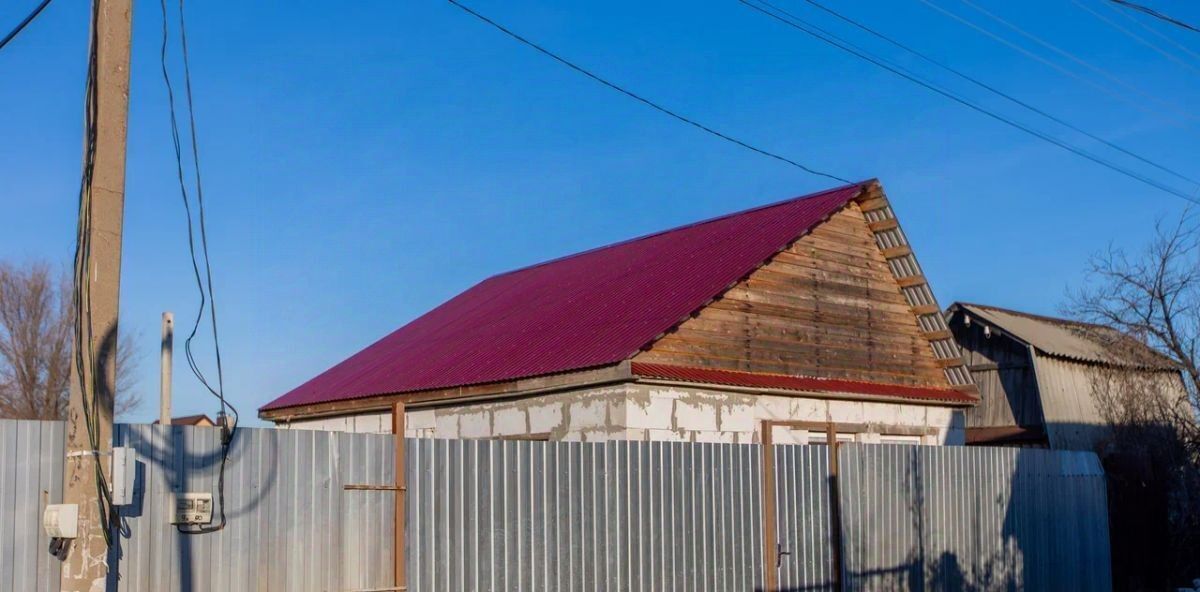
[948,302,1176,370]
[152,414,215,426]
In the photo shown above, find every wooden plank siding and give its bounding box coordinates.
[635,202,950,387]
[948,313,1045,429]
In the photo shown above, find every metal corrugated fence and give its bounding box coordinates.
[773,444,835,591]
[407,439,766,591]
[110,424,396,592]
[0,419,64,592]
[839,444,1112,592]
[0,422,1112,591]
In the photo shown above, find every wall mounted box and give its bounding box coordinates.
[110,446,136,506]
[43,504,78,538]
[168,493,213,525]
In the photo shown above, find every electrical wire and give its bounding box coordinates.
[445,0,850,184]
[914,0,1196,125]
[795,0,1198,187]
[1104,0,1200,64]
[1109,0,1200,35]
[949,0,1193,120]
[0,0,53,53]
[72,0,115,547]
[159,0,237,535]
[1068,0,1200,76]
[739,0,1200,206]
[1075,0,1195,76]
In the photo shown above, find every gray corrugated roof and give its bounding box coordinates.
[950,302,1177,370]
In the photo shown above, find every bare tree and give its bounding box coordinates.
[0,261,142,420]
[1069,213,1200,589]
[1070,213,1200,448]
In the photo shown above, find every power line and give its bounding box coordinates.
[739,0,1200,206]
[1069,0,1200,75]
[950,0,1193,120]
[795,0,1197,186]
[1104,0,1200,64]
[159,0,237,535]
[1110,0,1200,35]
[0,0,53,53]
[444,0,850,184]
[914,0,1194,125]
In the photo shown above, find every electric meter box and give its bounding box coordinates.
[169,492,214,525]
[43,504,78,539]
[110,446,136,506]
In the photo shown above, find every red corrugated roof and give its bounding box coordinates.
[262,181,872,412]
[631,363,977,405]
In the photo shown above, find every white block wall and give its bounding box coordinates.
[278,382,966,445]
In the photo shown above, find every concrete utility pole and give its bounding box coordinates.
[61,0,132,589]
[160,312,174,425]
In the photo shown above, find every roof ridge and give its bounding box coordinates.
[954,301,1104,330]
[486,180,872,281]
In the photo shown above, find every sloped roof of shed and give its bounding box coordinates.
[950,302,1177,370]
[262,182,878,412]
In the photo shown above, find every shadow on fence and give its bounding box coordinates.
[105,425,279,592]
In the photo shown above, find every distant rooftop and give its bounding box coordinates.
[949,302,1177,370]
[152,414,215,426]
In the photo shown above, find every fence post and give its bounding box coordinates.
[827,424,844,592]
[761,421,778,592]
[393,402,407,591]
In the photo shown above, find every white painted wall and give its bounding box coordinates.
[277,382,967,445]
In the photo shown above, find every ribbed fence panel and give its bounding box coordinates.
[838,444,1112,592]
[0,419,64,592]
[0,421,1114,591]
[110,424,395,592]
[405,439,766,592]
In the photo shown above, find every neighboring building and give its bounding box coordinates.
[152,414,216,427]
[260,180,978,444]
[946,302,1187,450]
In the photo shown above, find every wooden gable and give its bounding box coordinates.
[634,197,955,388]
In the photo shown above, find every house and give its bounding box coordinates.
[946,302,1187,450]
[260,180,978,444]
[151,414,216,427]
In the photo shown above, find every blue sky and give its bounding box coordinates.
[2,0,1197,425]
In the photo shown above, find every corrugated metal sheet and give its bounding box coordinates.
[406,439,767,591]
[631,362,976,404]
[1029,355,1188,451]
[773,444,836,590]
[839,444,1112,591]
[2,422,1112,591]
[263,182,872,412]
[0,419,63,592]
[109,424,396,592]
[953,303,1177,369]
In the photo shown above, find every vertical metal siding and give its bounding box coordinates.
[405,439,766,592]
[773,444,835,591]
[109,424,396,592]
[0,419,64,592]
[838,444,1112,592]
[0,421,1113,591]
